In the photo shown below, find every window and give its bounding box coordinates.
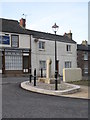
[84,68,88,74]
[65,61,72,68]
[39,61,46,69]
[84,64,88,74]
[11,35,19,47]
[0,51,2,70]
[39,41,45,50]
[84,52,88,60]
[66,45,71,52]
[5,52,22,70]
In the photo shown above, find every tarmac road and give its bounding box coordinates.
[2,77,89,118]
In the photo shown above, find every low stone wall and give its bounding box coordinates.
[63,68,82,82]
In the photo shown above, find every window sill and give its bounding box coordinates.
[11,46,19,48]
[84,59,88,61]
[39,69,46,70]
[66,51,72,54]
[39,49,45,51]
[84,72,88,74]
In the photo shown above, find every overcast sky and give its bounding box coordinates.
[0,1,89,44]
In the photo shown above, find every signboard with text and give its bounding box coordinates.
[0,35,10,45]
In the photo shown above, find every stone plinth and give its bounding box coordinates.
[38,78,60,84]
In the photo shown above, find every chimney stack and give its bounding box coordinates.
[82,40,87,46]
[19,18,26,28]
[64,30,72,40]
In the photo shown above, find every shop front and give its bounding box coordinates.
[2,48,31,76]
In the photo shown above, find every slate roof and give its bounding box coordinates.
[0,18,28,34]
[27,29,76,44]
[77,44,90,51]
[0,18,76,44]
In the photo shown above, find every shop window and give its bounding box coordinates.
[5,52,22,70]
[11,35,19,48]
[39,61,46,70]
[65,61,72,68]
[39,41,45,50]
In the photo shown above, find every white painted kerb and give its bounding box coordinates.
[21,81,80,96]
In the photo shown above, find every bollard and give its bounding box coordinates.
[34,68,36,86]
[41,68,43,78]
[29,68,32,83]
[55,70,58,90]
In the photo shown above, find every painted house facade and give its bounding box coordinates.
[0,18,77,76]
[0,18,31,76]
[30,30,77,76]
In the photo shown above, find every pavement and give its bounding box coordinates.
[21,80,89,100]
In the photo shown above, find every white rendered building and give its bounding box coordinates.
[0,18,77,77]
[30,30,77,77]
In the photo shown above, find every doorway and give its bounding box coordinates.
[23,56,29,73]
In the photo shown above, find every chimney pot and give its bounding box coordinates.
[19,18,26,28]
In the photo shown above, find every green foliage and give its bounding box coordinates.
[68,80,90,86]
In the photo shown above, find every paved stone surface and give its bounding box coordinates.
[21,80,88,99]
[2,77,89,118]
[63,85,88,99]
[26,81,73,90]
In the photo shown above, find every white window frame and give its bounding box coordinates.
[39,41,45,50]
[66,45,71,52]
[5,52,22,70]
[84,52,88,60]
[65,61,72,68]
[39,60,46,70]
[84,68,88,74]
[11,35,19,48]
[84,63,88,74]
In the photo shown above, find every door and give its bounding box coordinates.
[23,56,29,73]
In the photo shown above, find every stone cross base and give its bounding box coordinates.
[38,78,60,84]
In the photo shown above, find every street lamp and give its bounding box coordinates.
[52,23,59,90]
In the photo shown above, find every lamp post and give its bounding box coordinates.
[52,23,59,90]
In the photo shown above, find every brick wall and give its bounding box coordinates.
[88,51,90,76]
[77,50,90,77]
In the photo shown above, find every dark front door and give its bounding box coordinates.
[23,56,29,73]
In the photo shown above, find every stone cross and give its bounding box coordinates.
[46,59,52,79]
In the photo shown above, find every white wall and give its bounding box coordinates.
[31,35,77,76]
[31,36,55,76]
[19,34,30,49]
[57,42,77,75]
